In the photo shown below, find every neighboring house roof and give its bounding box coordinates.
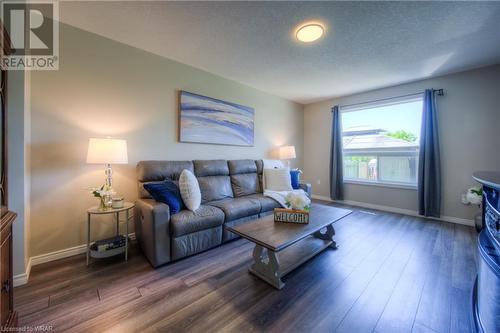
[343,126,387,136]
[343,126,419,151]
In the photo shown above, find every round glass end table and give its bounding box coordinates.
[86,202,135,266]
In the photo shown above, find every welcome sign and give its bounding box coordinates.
[274,208,310,224]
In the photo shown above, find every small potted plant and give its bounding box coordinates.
[274,192,311,224]
[461,186,483,231]
[285,191,311,212]
[90,184,116,210]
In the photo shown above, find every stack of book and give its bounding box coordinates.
[91,235,126,252]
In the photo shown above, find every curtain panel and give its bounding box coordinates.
[418,89,441,217]
[330,105,344,200]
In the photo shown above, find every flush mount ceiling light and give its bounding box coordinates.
[295,23,325,43]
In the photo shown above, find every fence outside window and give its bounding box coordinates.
[343,150,419,187]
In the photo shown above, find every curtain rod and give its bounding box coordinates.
[335,88,444,111]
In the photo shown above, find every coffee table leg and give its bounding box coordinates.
[313,224,338,249]
[249,244,284,290]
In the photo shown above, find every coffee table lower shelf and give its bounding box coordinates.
[249,234,336,290]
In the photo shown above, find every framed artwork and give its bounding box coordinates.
[179,91,255,146]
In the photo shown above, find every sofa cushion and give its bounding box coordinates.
[223,214,259,242]
[171,227,222,260]
[228,160,257,175]
[228,160,259,197]
[137,160,194,182]
[139,181,163,200]
[170,205,225,237]
[137,161,194,199]
[207,197,261,222]
[255,160,264,193]
[194,160,229,177]
[231,173,260,197]
[197,176,233,203]
[246,193,281,213]
[255,160,264,174]
[143,180,184,214]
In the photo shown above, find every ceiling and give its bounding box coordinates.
[59,1,500,104]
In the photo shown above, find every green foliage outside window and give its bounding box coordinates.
[344,156,372,163]
[387,130,417,142]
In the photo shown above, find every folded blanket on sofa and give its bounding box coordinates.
[264,189,308,208]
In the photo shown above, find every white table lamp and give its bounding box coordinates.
[279,145,296,167]
[86,138,128,187]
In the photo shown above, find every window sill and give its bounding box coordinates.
[343,180,417,190]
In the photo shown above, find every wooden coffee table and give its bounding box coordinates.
[227,203,352,289]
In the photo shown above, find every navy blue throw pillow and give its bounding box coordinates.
[144,180,184,214]
[290,170,301,190]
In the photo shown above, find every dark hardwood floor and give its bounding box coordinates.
[14,203,478,333]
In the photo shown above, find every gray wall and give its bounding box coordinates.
[303,64,500,220]
[7,70,30,276]
[29,23,304,257]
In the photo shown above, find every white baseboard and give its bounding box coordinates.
[13,257,31,287]
[30,243,89,266]
[14,233,136,287]
[312,195,475,227]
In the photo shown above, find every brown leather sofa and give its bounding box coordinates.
[135,159,311,267]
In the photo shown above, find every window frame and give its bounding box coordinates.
[340,94,423,190]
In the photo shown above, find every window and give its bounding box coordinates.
[341,95,423,188]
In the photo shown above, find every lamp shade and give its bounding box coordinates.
[86,138,128,164]
[279,145,296,160]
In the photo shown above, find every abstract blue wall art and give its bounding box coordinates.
[179,91,255,146]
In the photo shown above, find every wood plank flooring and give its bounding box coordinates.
[14,203,478,333]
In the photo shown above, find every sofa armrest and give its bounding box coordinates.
[135,199,171,267]
[299,183,312,198]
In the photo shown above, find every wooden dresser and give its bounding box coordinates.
[1,20,17,329]
[0,211,16,328]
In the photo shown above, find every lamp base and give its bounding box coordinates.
[105,164,113,187]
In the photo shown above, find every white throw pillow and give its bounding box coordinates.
[262,160,286,189]
[262,159,285,169]
[264,168,293,191]
[179,169,201,211]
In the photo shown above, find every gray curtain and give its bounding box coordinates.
[330,105,344,200]
[418,89,441,217]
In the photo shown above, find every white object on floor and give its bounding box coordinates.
[264,167,293,191]
[179,169,201,211]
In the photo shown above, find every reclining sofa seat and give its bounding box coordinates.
[135,159,306,267]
